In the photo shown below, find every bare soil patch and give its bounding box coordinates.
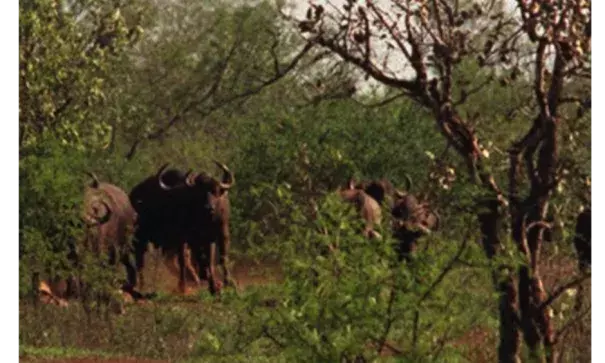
[139,248,283,295]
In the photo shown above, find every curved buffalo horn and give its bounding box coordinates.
[213,160,235,190]
[158,176,172,191]
[156,163,175,191]
[402,173,413,192]
[155,163,169,178]
[185,172,198,187]
[86,172,100,188]
[347,177,356,190]
[394,189,406,199]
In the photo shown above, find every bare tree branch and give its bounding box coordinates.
[125,41,316,160]
[540,273,591,311]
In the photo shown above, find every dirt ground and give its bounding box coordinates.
[139,248,283,295]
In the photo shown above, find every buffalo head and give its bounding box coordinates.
[348,174,412,207]
[392,189,440,232]
[83,172,113,226]
[156,163,193,189]
[391,189,440,261]
[129,164,193,215]
[158,160,234,216]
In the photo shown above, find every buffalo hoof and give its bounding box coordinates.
[174,285,197,296]
[121,284,146,300]
[143,292,158,300]
[209,280,223,296]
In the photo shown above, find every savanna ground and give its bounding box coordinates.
[20,0,591,362]
[20,242,590,363]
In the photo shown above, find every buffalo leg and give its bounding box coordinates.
[134,237,148,290]
[183,244,202,286]
[192,242,219,295]
[176,242,187,294]
[165,244,202,285]
[218,227,235,287]
[194,242,210,282]
[207,242,219,295]
[120,253,137,294]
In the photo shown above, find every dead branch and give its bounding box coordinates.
[352,92,409,108]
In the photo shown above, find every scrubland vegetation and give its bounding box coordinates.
[20,0,591,362]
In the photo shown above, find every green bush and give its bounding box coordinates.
[228,98,447,250]
[197,188,496,362]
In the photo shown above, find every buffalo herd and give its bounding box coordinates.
[43,161,591,306]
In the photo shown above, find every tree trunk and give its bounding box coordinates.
[478,198,521,363]
[510,116,559,363]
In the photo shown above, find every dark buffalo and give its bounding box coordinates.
[129,164,200,291]
[391,189,440,261]
[129,161,235,295]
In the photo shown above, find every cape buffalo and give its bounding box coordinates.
[80,172,138,312]
[338,178,382,240]
[129,161,235,295]
[129,164,201,291]
[391,189,440,261]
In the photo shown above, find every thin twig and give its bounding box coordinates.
[553,304,591,345]
[540,273,591,311]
